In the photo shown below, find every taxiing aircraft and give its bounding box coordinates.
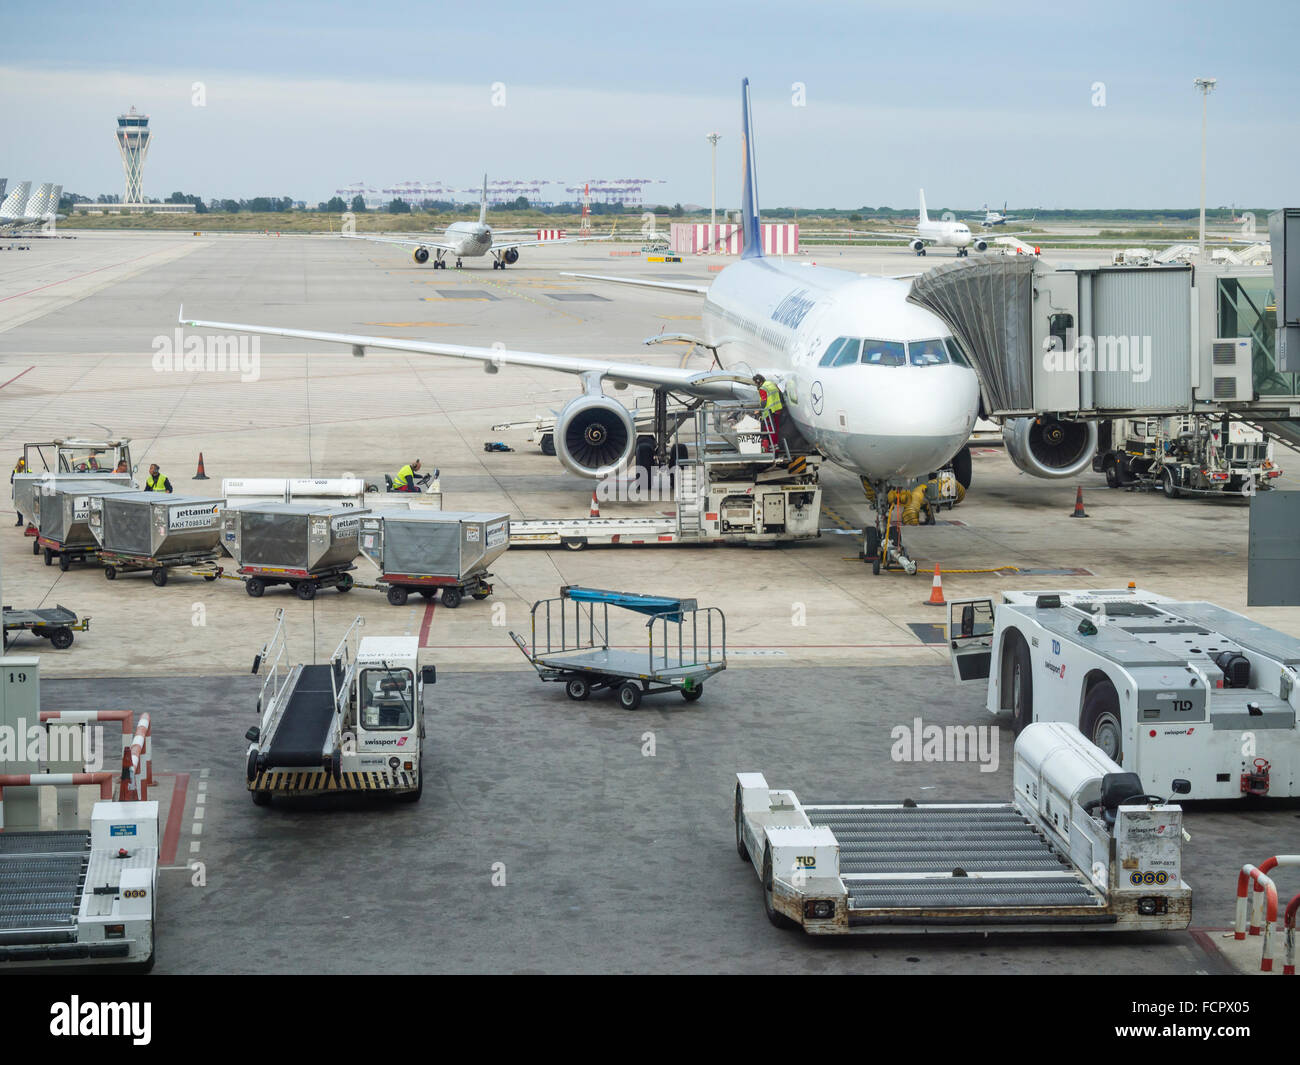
[343,175,610,269]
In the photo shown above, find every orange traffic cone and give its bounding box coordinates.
[193,452,209,480]
[589,490,600,518]
[925,564,946,606]
[1070,485,1087,517]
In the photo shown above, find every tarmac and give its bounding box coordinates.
[2,230,1297,973]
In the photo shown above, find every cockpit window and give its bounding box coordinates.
[819,338,848,367]
[943,336,972,368]
[861,340,906,367]
[909,339,950,366]
[831,338,863,366]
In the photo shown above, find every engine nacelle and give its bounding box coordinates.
[412,246,429,264]
[972,238,988,252]
[909,238,925,252]
[554,394,635,478]
[502,247,520,265]
[1003,416,1098,479]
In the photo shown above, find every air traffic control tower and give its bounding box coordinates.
[116,107,151,204]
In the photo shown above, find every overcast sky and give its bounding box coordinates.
[4,0,1297,210]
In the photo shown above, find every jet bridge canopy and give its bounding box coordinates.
[907,257,1038,415]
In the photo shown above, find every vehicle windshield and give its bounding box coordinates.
[359,667,414,730]
[59,448,117,473]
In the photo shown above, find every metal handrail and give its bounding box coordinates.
[330,615,366,718]
[647,605,726,672]
[529,596,609,656]
[254,609,290,718]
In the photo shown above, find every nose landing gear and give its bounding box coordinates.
[860,479,918,576]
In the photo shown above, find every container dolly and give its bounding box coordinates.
[510,586,726,709]
[2,604,90,650]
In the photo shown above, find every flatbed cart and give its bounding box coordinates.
[510,586,726,709]
[2,605,90,650]
[97,551,223,587]
[238,564,357,601]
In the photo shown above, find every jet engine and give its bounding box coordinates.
[554,394,635,478]
[503,247,520,265]
[909,238,925,252]
[1003,416,1098,479]
[972,238,988,252]
[412,246,429,264]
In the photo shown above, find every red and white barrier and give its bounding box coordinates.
[0,773,115,829]
[536,229,566,241]
[119,713,152,801]
[669,222,799,256]
[1236,865,1281,971]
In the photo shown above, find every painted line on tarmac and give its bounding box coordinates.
[0,366,33,390]
[0,246,183,303]
[159,772,190,865]
[418,599,436,647]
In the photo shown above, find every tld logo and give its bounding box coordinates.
[1051,639,1060,654]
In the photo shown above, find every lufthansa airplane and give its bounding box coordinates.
[183,80,986,573]
[343,175,610,269]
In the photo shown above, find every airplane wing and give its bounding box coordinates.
[178,309,757,399]
[342,233,459,252]
[561,272,711,295]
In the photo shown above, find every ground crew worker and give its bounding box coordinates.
[392,459,422,492]
[114,460,129,473]
[753,374,784,453]
[144,463,173,493]
[11,456,25,526]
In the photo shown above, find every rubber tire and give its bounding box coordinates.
[734,783,750,861]
[1081,679,1124,764]
[251,790,271,807]
[337,574,354,593]
[565,676,591,701]
[1104,457,1122,489]
[1007,633,1033,734]
[540,433,556,456]
[682,685,703,702]
[762,846,798,929]
[296,581,317,601]
[32,539,40,555]
[152,568,168,587]
[105,565,117,580]
[952,445,972,490]
[246,578,265,598]
[618,681,642,710]
[204,573,218,582]
[1162,467,1181,499]
[419,589,436,599]
[862,526,881,563]
[471,587,491,601]
[441,587,462,609]
[562,538,587,552]
[58,554,70,571]
[49,627,74,650]
[44,548,53,566]
[387,585,409,606]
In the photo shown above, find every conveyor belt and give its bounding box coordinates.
[0,832,89,941]
[264,664,337,767]
[804,804,1101,909]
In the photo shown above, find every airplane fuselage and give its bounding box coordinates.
[701,258,980,482]
[443,221,494,258]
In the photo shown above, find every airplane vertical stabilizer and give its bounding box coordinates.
[918,189,930,225]
[740,78,763,259]
[1,181,31,220]
[25,183,55,219]
[479,174,488,225]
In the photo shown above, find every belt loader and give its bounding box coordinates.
[735,722,1191,935]
[244,612,435,805]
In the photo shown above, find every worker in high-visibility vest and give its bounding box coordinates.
[753,374,784,453]
[392,459,422,493]
[144,463,173,493]
[11,457,25,526]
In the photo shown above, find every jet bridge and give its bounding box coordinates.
[907,227,1300,473]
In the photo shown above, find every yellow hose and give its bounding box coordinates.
[860,477,876,504]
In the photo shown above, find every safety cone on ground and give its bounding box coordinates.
[1070,485,1088,518]
[589,490,600,518]
[925,563,946,606]
[193,453,209,480]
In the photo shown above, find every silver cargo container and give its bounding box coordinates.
[16,472,132,527]
[222,503,366,573]
[359,511,509,578]
[35,480,136,547]
[89,493,225,559]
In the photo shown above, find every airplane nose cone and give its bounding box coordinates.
[844,367,980,479]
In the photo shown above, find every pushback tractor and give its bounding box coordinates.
[735,722,1191,935]
[948,587,1300,800]
[245,611,435,805]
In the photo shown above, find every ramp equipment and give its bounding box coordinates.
[511,585,726,709]
[221,502,366,600]
[245,611,434,804]
[33,479,134,570]
[2,605,89,651]
[735,722,1192,935]
[88,492,225,586]
[358,510,508,608]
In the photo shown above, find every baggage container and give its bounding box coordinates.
[34,479,135,570]
[222,503,367,601]
[358,511,508,608]
[16,472,132,532]
[88,493,226,586]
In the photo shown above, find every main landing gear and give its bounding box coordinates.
[860,479,918,576]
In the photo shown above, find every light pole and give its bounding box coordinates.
[1194,77,1216,258]
[706,132,721,230]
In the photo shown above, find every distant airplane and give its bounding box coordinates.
[864,190,988,256]
[0,182,64,231]
[343,175,611,269]
[973,201,1032,227]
